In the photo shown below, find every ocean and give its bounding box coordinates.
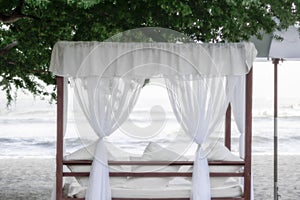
[0,87,300,158]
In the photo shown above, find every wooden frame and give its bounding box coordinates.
[56,68,253,200]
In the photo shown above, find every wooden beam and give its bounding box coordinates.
[244,67,253,200]
[63,160,245,166]
[56,76,64,200]
[63,171,244,178]
[225,104,232,150]
[63,197,245,200]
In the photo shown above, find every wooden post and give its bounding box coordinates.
[56,76,64,200]
[273,58,280,200]
[244,67,253,199]
[225,104,231,150]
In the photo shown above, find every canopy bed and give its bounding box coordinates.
[49,41,257,200]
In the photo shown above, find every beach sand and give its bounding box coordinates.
[0,158,55,200]
[253,155,300,199]
[0,155,299,200]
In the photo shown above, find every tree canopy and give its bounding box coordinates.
[0,0,299,105]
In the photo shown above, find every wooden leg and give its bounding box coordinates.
[225,104,231,150]
[244,68,253,200]
[56,76,64,200]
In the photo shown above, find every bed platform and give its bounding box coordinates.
[62,160,246,200]
[55,68,252,200]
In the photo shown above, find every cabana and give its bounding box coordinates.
[49,41,257,200]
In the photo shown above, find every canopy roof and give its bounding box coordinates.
[50,41,257,78]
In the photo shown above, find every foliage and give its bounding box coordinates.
[0,0,299,105]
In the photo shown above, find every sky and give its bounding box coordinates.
[254,61,300,100]
[134,60,300,113]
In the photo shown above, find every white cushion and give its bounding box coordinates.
[124,142,187,189]
[206,141,242,161]
[206,141,243,173]
[64,140,130,187]
[181,141,242,172]
[179,141,242,187]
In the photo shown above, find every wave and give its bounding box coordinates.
[1,133,300,157]
[1,100,300,121]
[0,137,55,146]
[0,137,91,157]
[0,118,56,124]
[289,136,300,140]
[253,135,272,143]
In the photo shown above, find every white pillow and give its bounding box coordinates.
[124,142,187,189]
[205,141,243,173]
[64,140,130,187]
[180,141,242,187]
[207,142,242,187]
[182,141,242,172]
[142,142,187,161]
[206,141,241,161]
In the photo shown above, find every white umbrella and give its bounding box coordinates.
[250,25,300,200]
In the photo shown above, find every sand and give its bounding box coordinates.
[253,155,300,199]
[0,158,55,200]
[0,155,299,200]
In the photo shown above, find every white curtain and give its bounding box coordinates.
[227,75,254,200]
[227,75,245,158]
[165,75,231,200]
[72,76,144,200]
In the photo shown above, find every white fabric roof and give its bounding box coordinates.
[49,42,257,78]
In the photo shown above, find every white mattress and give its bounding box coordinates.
[111,184,242,198]
[66,180,243,198]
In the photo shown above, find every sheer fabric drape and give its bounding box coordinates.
[72,76,143,200]
[227,76,245,158]
[165,75,230,200]
[227,75,254,200]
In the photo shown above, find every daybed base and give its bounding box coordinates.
[56,68,253,200]
[62,160,246,200]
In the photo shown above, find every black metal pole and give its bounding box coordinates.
[273,58,280,200]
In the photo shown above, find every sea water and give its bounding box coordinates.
[0,87,300,158]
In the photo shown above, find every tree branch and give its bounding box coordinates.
[0,0,39,23]
[0,41,18,56]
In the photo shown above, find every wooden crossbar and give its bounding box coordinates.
[63,160,245,166]
[63,198,245,200]
[63,172,245,177]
